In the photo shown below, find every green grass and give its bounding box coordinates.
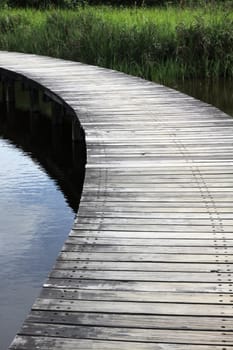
[0,5,232,84]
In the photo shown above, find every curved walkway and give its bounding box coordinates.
[1,52,233,349]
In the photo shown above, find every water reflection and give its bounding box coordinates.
[169,79,233,118]
[0,108,85,349]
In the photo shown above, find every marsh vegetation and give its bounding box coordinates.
[0,4,232,84]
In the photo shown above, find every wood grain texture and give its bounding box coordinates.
[0,51,233,349]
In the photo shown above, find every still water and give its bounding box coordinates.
[0,108,84,348]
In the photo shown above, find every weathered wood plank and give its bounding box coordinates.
[58,251,233,263]
[66,237,233,246]
[10,336,232,350]
[61,244,233,254]
[69,229,233,239]
[32,298,233,316]
[19,323,233,345]
[54,260,232,272]
[49,269,233,283]
[26,310,232,331]
[45,278,233,293]
[39,287,233,304]
[71,223,233,232]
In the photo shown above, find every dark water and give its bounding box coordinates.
[0,109,84,349]
[170,79,233,118]
[0,138,74,349]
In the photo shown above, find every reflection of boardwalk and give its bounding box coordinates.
[1,51,233,349]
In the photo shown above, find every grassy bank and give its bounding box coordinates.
[0,5,232,84]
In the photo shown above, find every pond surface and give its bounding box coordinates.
[0,108,84,349]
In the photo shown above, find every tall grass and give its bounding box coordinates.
[0,5,232,84]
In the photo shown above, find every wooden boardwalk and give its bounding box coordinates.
[0,51,233,349]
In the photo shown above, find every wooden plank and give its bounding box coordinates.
[61,244,233,255]
[19,323,233,345]
[44,279,233,293]
[54,260,232,272]
[71,223,233,232]
[39,287,233,304]
[26,310,233,331]
[58,251,233,263]
[10,336,231,350]
[76,210,233,219]
[69,229,233,239]
[49,269,233,283]
[77,204,233,213]
[32,298,233,317]
[66,237,233,247]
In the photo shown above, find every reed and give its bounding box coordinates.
[0,5,232,84]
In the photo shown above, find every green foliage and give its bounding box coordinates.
[0,6,232,84]
[176,16,233,78]
[3,0,232,8]
[0,0,82,8]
